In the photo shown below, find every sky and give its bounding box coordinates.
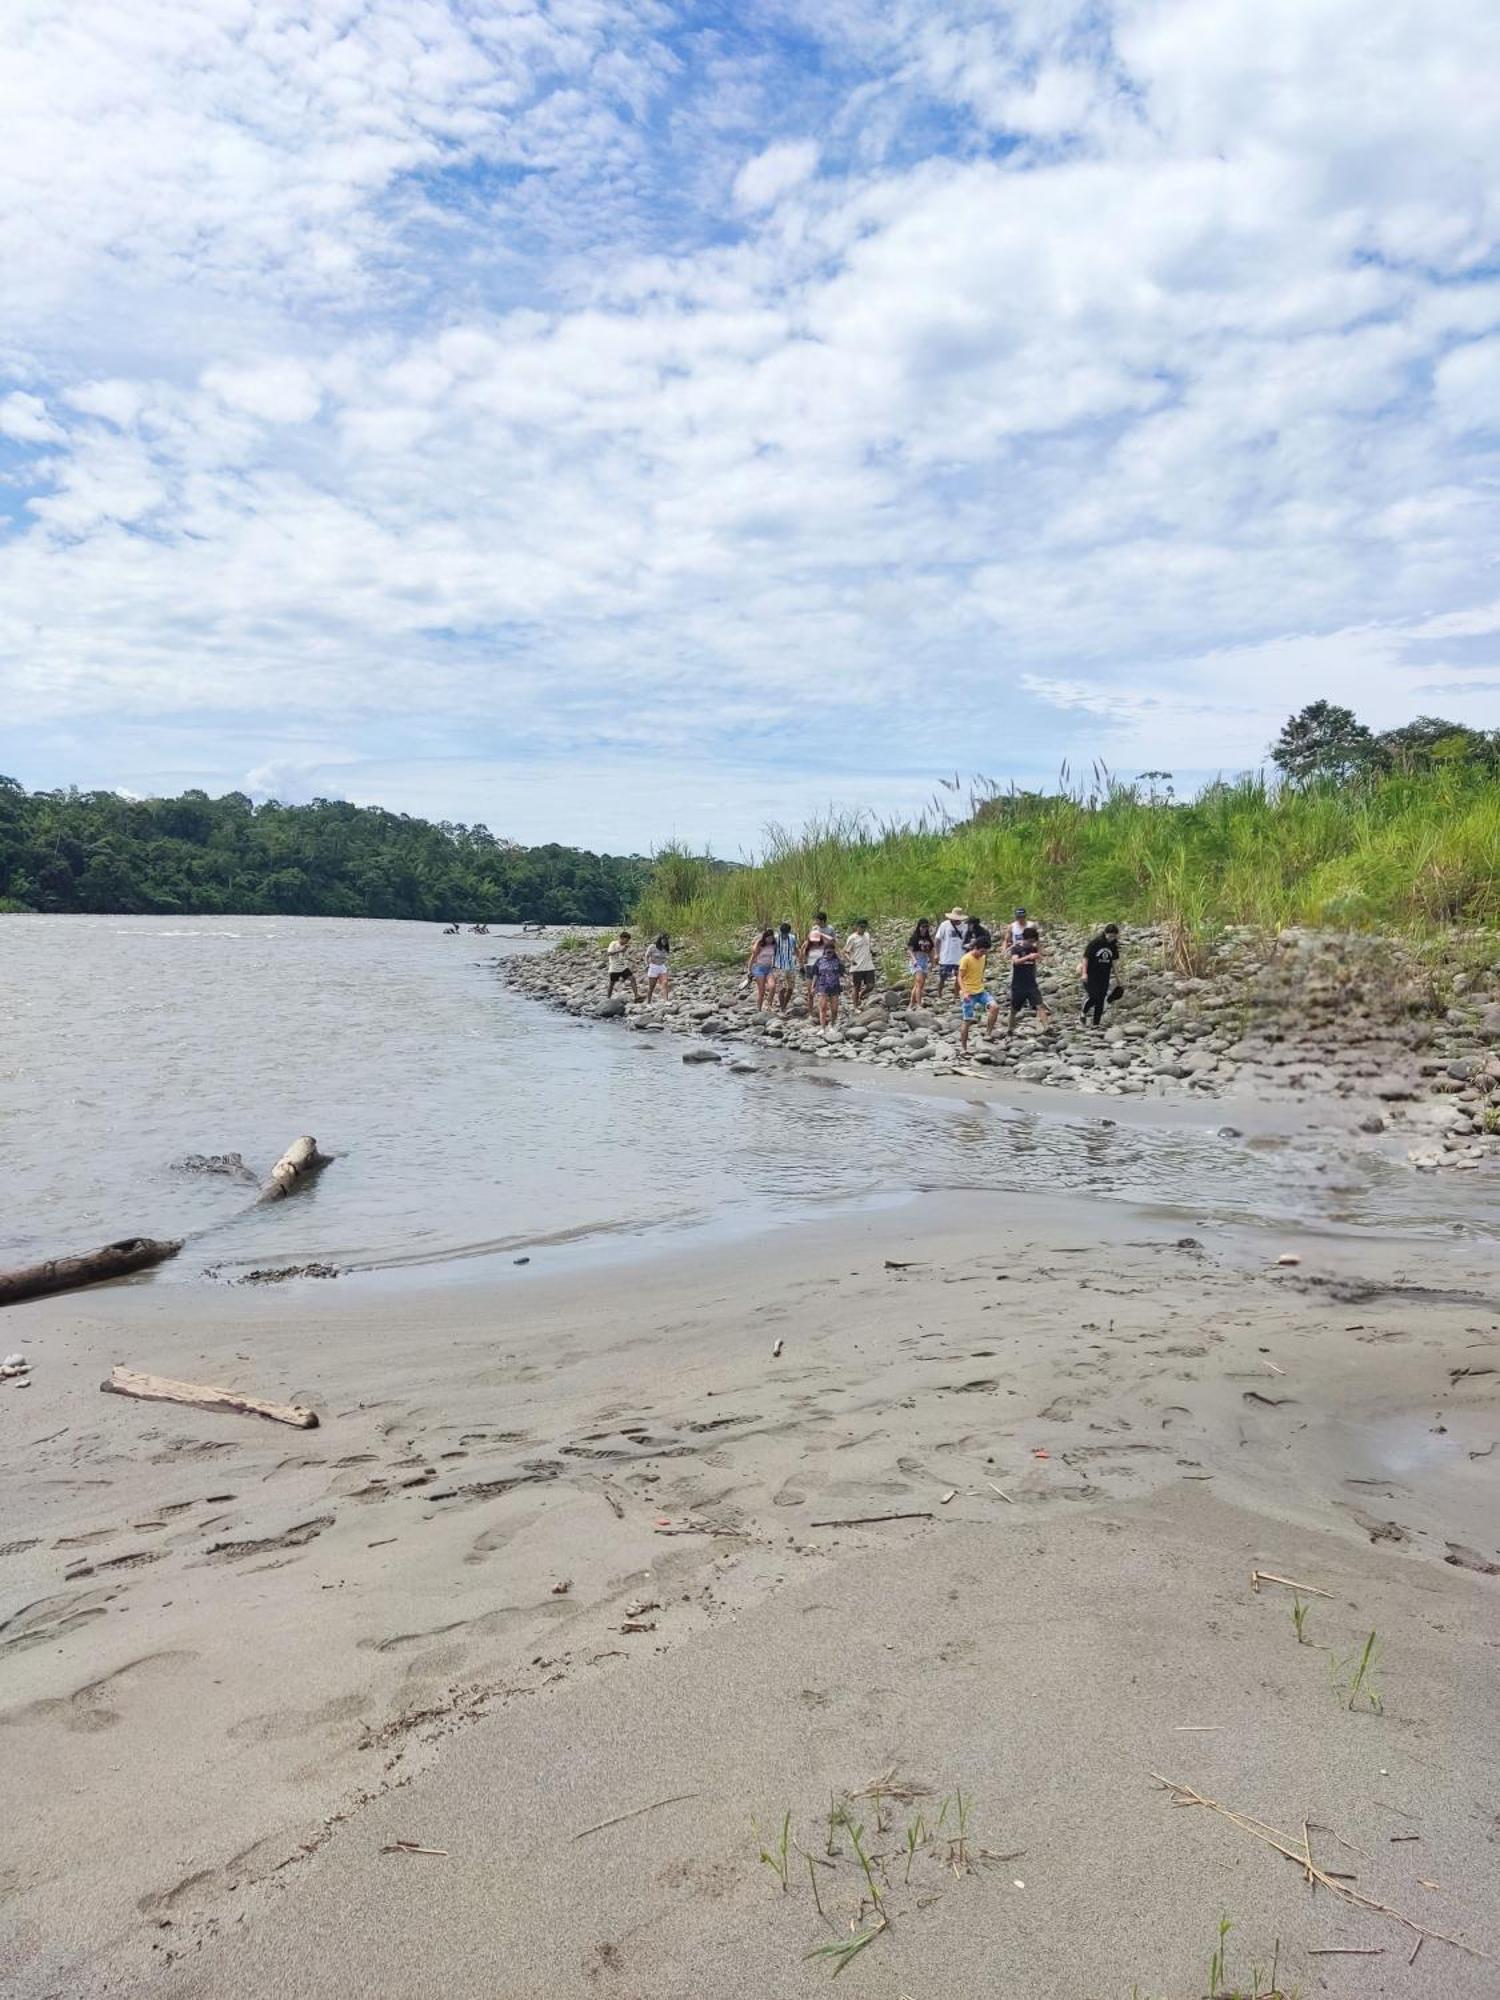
[2,0,1499,857]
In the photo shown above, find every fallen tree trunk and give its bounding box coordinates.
[256,1135,331,1204]
[0,1237,182,1310]
[101,1364,318,1429]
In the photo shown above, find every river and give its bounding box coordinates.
[2,914,1491,1287]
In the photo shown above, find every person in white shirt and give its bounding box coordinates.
[933,906,967,1002]
[1009,907,1030,947]
[845,918,877,1008]
[605,931,640,1002]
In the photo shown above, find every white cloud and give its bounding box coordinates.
[0,391,63,443]
[733,138,819,210]
[1,1,1499,848]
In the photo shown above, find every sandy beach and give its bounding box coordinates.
[4,1125,1499,1998]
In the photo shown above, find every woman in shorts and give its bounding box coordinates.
[644,934,671,1002]
[746,928,777,1008]
[907,918,935,1009]
[813,937,845,1028]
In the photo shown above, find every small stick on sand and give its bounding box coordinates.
[986,1481,1014,1503]
[809,1511,934,1528]
[381,1841,448,1857]
[573,1792,699,1841]
[1309,1946,1383,1956]
[1251,1569,1334,1598]
[599,1482,624,1519]
[940,1489,957,1504]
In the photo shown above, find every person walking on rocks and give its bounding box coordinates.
[1007,924,1051,1033]
[845,918,878,1009]
[746,927,778,1009]
[813,934,845,1029]
[801,911,835,1011]
[773,921,800,1011]
[605,930,641,1002]
[957,925,1000,1051]
[644,933,672,1002]
[935,906,967,1002]
[907,918,935,1008]
[1009,907,1030,948]
[1077,923,1121,1026]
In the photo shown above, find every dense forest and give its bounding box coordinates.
[0,780,649,924]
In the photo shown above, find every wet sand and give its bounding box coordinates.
[3,1188,1499,1996]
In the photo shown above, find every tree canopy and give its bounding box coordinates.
[0,779,648,924]
[1270,703,1500,785]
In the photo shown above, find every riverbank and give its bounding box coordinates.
[4,1188,1498,1997]
[504,924,1500,1171]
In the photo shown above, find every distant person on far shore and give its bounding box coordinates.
[957,925,1000,1051]
[845,918,877,1008]
[644,933,672,1002]
[813,935,845,1028]
[1008,923,1051,1033]
[1077,923,1121,1026]
[801,910,834,1010]
[934,906,967,1001]
[907,918,935,1008]
[773,921,800,1011]
[747,927,778,1008]
[605,930,641,1002]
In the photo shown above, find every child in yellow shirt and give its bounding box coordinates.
[957,928,1000,1050]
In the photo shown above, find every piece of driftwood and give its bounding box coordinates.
[809,1511,934,1528]
[0,1237,182,1310]
[256,1136,331,1204]
[101,1364,318,1429]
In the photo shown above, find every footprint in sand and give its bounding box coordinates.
[0,1586,116,1656]
[772,1480,808,1507]
[204,1515,334,1562]
[227,1692,370,1744]
[0,1649,196,1734]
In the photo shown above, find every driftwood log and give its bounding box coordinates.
[101,1364,318,1429]
[0,1237,182,1310]
[257,1135,331,1204]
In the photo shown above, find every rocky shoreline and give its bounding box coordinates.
[501,921,1500,1171]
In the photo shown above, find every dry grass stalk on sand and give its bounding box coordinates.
[572,1793,699,1842]
[1151,1775,1487,1960]
[1249,1570,1333,1598]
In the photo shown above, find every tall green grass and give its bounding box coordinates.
[634,771,1500,940]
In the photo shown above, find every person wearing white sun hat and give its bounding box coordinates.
[934,905,967,1000]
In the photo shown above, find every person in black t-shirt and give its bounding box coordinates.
[1077,923,1121,1026]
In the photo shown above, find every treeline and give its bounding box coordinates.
[0,781,649,924]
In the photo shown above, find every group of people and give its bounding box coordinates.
[605,912,1124,1047]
